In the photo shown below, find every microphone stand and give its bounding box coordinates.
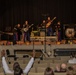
[42,14,48,53]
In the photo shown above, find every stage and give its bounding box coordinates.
[0,34,76,58]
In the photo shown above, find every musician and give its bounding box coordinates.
[22,21,30,42]
[46,16,53,36]
[13,24,22,41]
[55,21,61,41]
[41,20,46,29]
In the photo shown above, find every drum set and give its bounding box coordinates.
[65,28,75,39]
[31,26,47,37]
[65,28,75,44]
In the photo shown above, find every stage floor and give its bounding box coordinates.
[0,36,76,57]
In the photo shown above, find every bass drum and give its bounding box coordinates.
[65,28,75,38]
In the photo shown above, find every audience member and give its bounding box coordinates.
[72,65,76,75]
[60,63,67,72]
[55,64,60,72]
[68,53,76,64]
[44,67,54,75]
[55,63,67,72]
[1,49,35,75]
[13,62,23,75]
[66,66,74,75]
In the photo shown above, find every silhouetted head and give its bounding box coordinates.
[67,66,74,75]
[44,67,54,75]
[13,62,23,75]
[14,62,20,68]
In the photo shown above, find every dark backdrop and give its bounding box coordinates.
[0,0,76,31]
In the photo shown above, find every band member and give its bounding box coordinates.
[22,21,30,42]
[46,17,53,36]
[13,24,22,41]
[55,21,61,41]
[41,20,46,29]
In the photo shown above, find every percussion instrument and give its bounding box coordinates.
[65,28,75,38]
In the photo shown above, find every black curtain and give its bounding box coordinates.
[0,0,76,31]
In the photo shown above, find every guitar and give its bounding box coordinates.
[22,24,34,32]
[46,17,56,28]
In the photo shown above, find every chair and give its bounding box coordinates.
[6,49,16,61]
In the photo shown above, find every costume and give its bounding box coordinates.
[2,57,34,75]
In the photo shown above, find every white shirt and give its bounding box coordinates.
[68,58,76,64]
[2,57,34,74]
